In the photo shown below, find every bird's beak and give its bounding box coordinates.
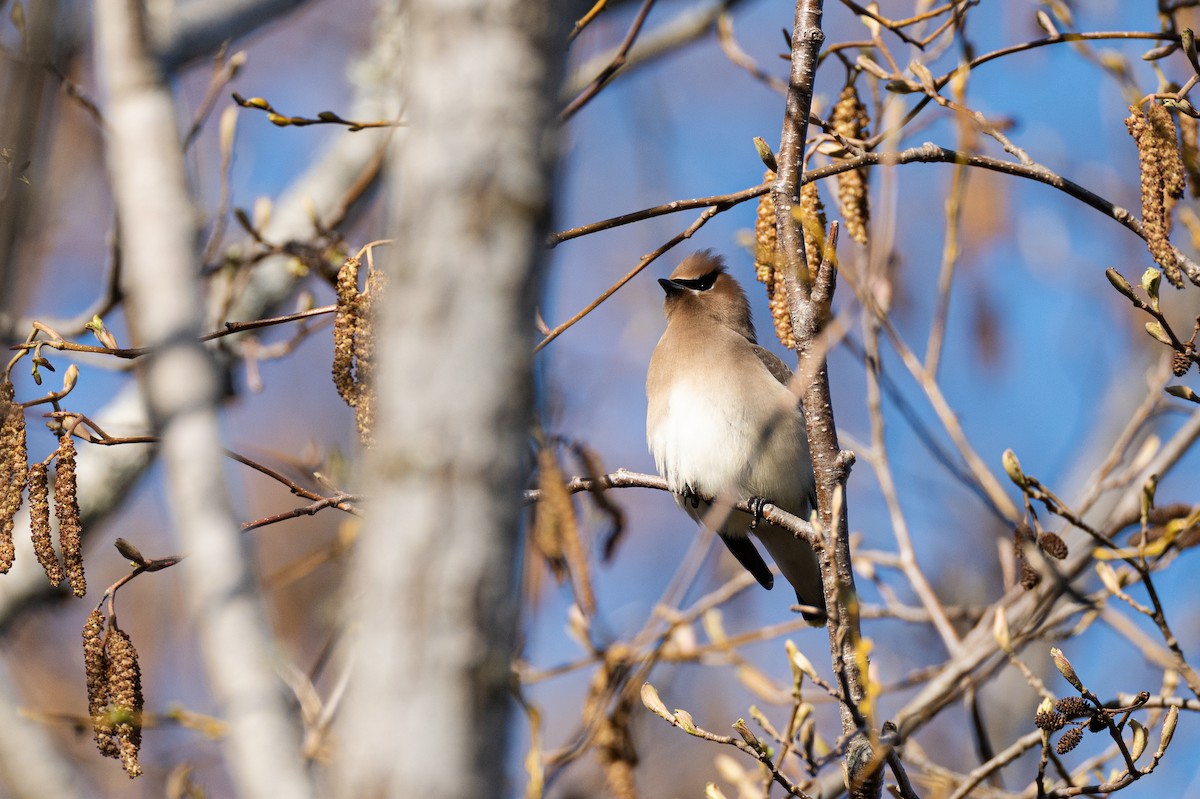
[658,277,685,295]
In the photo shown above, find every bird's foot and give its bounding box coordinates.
[747,496,767,529]
[683,484,701,509]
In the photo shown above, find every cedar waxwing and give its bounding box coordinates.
[646,250,825,623]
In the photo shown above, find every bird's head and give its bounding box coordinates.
[659,250,756,341]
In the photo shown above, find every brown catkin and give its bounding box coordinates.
[1172,349,1192,376]
[1179,112,1200,198]
[353,268,386,447]
[27,463,62,586]
[54,435,86,597]
[1038,532,1068,560]
[1035,708,1065,731]
[83,610,118,758]
[0,382,28,573]
[753,169,796,349]
[831,84,871,245]
[331,256,382,447]
[799,178,828,281]
[105,626,143,778]
[754,170,778,284]
[1127,105,1184,287]
[1055,696,1091,718]
[1055,726,1084,755]
[753,171,828,350]
[1151,103,1186,203]
[1019,561,1041,590]
[332,256,361,407]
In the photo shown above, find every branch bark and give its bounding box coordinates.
[93,1,313,796]
[774,0,874,793]
[333,0,564,795]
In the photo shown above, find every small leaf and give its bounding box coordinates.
[786,639,818,681]
[1145,321,1172,345]
[1129,719,1148,761]
[1142,267,1162,303]
[909,60,935,91]
[639,683,674,722]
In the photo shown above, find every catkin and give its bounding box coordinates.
[54,435,85,597]
[1127,104,1186,287]
[105,626,143,778]
[831,84,871,245]
[331,256,384,447]
[83,610,118,758]
[28,463,62,586]
[0,382,28,573]
[753,171,827,349]
[332,256,361,407]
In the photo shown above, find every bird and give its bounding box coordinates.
[646,250,826,623]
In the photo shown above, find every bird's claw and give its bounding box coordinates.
[748,496,766,529]
[683,485,701,509]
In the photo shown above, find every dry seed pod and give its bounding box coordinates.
[831,84,871,245]
[1172,349,1192,376]
[1035,707,1065,731]
[1038,531,1068,560]
[27,463,63,586]
[1055,726,1084,755]
[0,382,29,573]
[54,435,86,597]
[105,626,144,778]
[83,609,118,758]
[1055,696,1091,718]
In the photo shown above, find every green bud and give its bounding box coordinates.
[1158,706,1178,755]
[1104,268,1138,302]
[1166,384,1200,403]
[639,682,674,722]
[1002,449,1026,487]
[752,137,778,173]
[1051,647,1084,692]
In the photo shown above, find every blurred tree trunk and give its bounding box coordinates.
[334,0,563,796]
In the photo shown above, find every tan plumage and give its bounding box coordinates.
[646,250,825,622]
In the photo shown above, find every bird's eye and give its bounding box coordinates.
[674,270,719,292]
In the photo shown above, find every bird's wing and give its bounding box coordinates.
[750,344,794,388]
[718,533,774,590]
